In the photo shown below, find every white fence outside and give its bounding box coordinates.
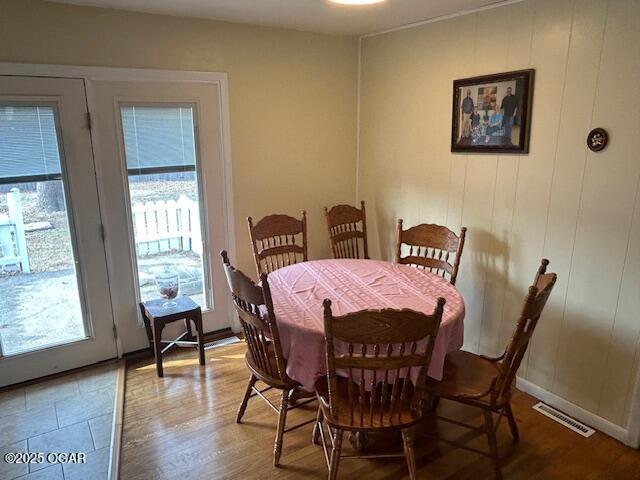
[131,195,203,256]
[0,189,30,273]
[0,191,201,274]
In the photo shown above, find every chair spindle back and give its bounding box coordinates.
[324,201,369,259]
[248,211,308,276]
[221,251,286,383]
[322,299,445,427]
[395,219,467,285]
[493,259,557,404]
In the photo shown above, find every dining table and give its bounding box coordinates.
[267,258,466,393]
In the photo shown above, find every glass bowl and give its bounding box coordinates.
[156,269,180,308]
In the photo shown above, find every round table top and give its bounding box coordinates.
[268,258,465,330]
[267,259,465,391]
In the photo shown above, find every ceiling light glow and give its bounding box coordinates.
[329,0,385,5]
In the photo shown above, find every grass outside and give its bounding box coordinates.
[128,179,198,205]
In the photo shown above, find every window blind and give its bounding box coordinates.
[0,106,62,184]
[121,106,196,175]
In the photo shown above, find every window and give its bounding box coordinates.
[120,105,210,308]
[0,105,86,355]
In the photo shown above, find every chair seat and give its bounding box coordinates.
[316,376,421,431]
[426,350,502,403]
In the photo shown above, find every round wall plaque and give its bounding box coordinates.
[587,128,608,152]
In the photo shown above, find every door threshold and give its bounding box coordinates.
[108,359,126,480]
[0,356,119,393]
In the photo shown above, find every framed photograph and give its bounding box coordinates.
[451,69,534,153]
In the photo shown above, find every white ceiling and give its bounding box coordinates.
[46,0,512,36]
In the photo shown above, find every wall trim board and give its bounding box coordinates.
[626,353,640,448]
[359,0,526,39]
[0,62,240,344]
[516,377,629,445]
[0,63,231,84]
[355,35,362,204]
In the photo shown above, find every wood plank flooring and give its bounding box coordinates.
[120,343,640,479]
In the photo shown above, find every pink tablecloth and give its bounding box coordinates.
[268,259,465,392]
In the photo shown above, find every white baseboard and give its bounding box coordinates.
[516,377,629,445]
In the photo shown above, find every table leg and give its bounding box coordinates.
[152,320,164,377]
[184,316,194,340]
[426,394,440,412]
[288,387,314,405]
[349,431,370,451]
[194,311,205,366]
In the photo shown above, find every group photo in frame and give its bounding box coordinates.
[451,69,534,153]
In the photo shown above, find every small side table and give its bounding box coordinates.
[139,295,205,377]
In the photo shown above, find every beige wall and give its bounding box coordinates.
[2,0,639,439]
[359,0,640,429]
[0,0,358,276]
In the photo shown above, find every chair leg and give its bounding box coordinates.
[140,308,153,351]
[402,428,418,480]
[505,403,520,443]
[313,406,324,445]
[236,374,257,423]
[483,410,503,480]
[328,429,344,480]
[274,389,290,467]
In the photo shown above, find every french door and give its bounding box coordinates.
[91,80,232,352]
[0,76,117,386]
[0,73,233,387]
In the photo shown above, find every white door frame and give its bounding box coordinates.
[0,63,240,357]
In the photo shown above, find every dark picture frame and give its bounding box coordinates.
[451,69,534,154]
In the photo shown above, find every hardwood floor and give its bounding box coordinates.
[120,343,640,479]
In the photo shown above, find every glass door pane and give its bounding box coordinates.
[0,105,86,355]
[119,105,210,309]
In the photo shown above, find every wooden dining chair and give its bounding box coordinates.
[315,299,446,480]
[324,201,369,259]
[425,258,557,479]
[247,211,308,276]
[220,251,315,467]
[395,219,467,285]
